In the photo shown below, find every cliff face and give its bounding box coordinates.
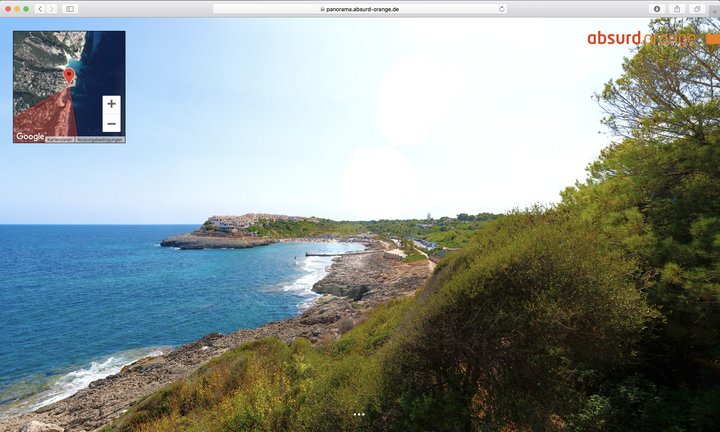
[159,234,275,250]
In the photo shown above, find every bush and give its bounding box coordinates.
[376,209,655,430]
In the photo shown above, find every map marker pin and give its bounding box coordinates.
[63,67,75,85]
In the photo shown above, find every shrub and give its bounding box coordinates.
[376,209,655,430]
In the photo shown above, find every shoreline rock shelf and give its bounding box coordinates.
[159,234,276,250]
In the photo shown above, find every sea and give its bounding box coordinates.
[0,225,363,417]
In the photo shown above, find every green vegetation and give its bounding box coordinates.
[365,213,500,249]
[109,18,720,431]
[379,208,655,430]
[104,298,414,432]
[456,212,496,222]
[403,253,427,263]
[201,221,218,231]
[554,18,720,429]
[243,218,365,238]
[242,216,500,250]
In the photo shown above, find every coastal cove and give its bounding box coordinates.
[0,225,363,420]
[0,230,431,431]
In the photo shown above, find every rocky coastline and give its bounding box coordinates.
[159,233,276,250]
[0,240,432,432]
[159,233,368,250]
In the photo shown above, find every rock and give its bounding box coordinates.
[312,253,385,300]
[160,234,275,250]
[300,306,341,325]
[383,250,405,261]
[19,421,64,432]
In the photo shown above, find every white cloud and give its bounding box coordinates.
[376,56,462,147]
[369,18,647,216]
[340,146,418,219]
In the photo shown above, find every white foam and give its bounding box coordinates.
[0,346,168,418]
[279,255,333,310]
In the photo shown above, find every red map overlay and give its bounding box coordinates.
[13,88,77,143]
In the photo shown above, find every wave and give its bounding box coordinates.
[0,346,168,418]
[279,255,333,310]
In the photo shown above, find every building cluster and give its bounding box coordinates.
[205,214,318,230]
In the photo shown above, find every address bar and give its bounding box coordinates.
[212,3,508,15]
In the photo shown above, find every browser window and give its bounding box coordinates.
[1,2,719,431]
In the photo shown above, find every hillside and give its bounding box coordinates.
[107,18,719,431]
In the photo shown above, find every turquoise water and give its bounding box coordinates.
[0,225,362,416]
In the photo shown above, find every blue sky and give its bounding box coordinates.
[0,18,647,223]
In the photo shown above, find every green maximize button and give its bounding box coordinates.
[23,6,29,12]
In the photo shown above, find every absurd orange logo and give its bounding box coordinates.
[587,31,720,47]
